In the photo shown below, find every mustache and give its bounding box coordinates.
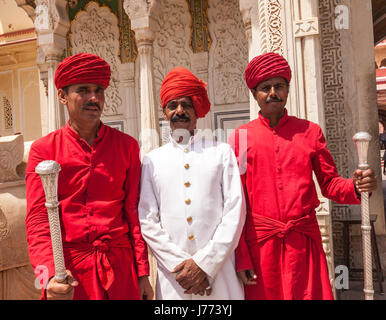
[266,97,283,103]
[171,114,190,122]
[82,102,101,110]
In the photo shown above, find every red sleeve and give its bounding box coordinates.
[312,126,360,205]
[123,140,150,277]
[229,129,254,272]
[25,142,55,299]
[235,225,254,272]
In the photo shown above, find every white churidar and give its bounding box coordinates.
[139,132,246,300]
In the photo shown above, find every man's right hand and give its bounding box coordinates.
[182,276,212,296]
[237,269,257,285]
[46,270,78,300]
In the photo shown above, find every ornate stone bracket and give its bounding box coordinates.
[294,17,319,38]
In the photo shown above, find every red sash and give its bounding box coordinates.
[250,212,322,244]
[63,234,132,291]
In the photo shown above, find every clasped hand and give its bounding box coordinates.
[173,259,212,296]
[353,169,377,194]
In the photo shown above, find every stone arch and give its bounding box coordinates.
[14,0,36,23]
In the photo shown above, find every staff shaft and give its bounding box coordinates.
[35,160,67,282]
[353,132,374,300]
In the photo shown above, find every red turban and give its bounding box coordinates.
[160,67,210,118]
[54,53,111,90]
[245,52,292,89]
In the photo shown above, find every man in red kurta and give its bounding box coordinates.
[229,52,377,300]
[25,53,153,300]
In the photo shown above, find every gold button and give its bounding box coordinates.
[186,216,193,223]
[184,181,191,187]
[185,198,191,205]
[188,234,195,240]
[184,148,189,153]
[184,163,190,169]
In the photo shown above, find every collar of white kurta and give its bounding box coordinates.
[169,129,203,152]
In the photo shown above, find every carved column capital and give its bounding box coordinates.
[34,0,69,66]
[239,0,255,32]
[135,27,155,49]
[34,0,69,37]
[294,18,319,38]
[123,0,162,23]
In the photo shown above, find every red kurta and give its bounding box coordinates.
[25,121,149,300]
[229,110,360,300]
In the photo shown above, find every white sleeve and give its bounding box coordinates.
[192,145,246,278]
[138,155,191,272]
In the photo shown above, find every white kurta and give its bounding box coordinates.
[138,133,246,300]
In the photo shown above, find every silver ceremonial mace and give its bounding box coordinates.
[353,132,374,300]
[35,160,67,283]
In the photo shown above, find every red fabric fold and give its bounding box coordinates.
[245,52,292,89]
[54,53,111,90]
[63,235,131,291]
[160,67,210,118]
[250,213,322,244]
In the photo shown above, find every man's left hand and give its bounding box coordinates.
[353,169,377,193]
[173,259,208,294]
[138,276,154,300]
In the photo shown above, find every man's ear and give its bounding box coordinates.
[58,88,68,105]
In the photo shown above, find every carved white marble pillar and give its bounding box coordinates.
[136,28,160,154]
[120,63,139,140]
[239,0,259,120]
[46,53,64,132]
[34,0,69,133]
[124,0,162,156]
[124,0,162,296]
[339,0,385,234]
[292,0,324,123]
[289,0,336,296]
[36,53,49,136]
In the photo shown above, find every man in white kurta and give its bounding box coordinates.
[138,67,245,300]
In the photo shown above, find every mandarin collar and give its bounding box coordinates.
[258,108,289,129]
[169,129,202,150]
[65,120,106,144]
